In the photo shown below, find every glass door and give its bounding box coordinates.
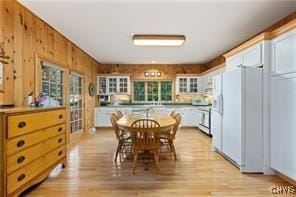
[108,77,117,94]
[98,76,107,95]
[119,77,128,93]
[69,72,84,143]
[189,78,198,93]
[179,78,187,93]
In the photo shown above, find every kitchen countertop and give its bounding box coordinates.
[96,104,211,108]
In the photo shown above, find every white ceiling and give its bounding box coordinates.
[19,0,296,64]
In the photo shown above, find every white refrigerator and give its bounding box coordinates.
[212,66,263,173]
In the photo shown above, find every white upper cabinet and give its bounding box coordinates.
[226,42,263,70]
[175,75,199,95]
[200,67,225,94]
[226,55,242,71]
[271,29,296,76]
[97,75,130,95]
[242,43,262,67]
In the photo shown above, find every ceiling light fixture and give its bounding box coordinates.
[133,35,186,47]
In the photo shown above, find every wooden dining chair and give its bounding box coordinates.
[170,110,177,118]
[110,113,132,162]
[115,110,123,119]
[160,113,181,160]
[130,119,161,174]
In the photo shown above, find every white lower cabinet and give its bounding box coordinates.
[175,107,199,127]
[95,108,132,127]
[95,108,112,127]
[95,106,200,128]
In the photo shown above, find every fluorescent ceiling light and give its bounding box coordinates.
[133,35,185,47]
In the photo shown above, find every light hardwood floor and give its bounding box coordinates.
[24,128,289,196]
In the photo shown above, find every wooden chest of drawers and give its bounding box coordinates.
[0,107,67,197]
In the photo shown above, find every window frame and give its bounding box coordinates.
[133,80,173,103]
[39,60,66,106]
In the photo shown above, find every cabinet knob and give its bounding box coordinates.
[58,127,63,132]
[17,156,25,163]
[58,151,63,156]
[58,114,63,119]
[17,140,25,147]
[18,121,26,128]
[58,138,63,143]
[17,173,26,182]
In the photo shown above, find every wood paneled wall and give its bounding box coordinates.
[0,0,99,130]
[97,64,206,80]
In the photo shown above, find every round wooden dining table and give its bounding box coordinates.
[117,114,176,131]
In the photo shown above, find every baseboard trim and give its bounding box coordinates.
[276,171,296,186]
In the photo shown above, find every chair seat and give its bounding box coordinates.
[134,145,160,151]
[160,133,174,140]
[120,131,133,141]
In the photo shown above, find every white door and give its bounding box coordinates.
[271,75,296,180]
[211,110,222,151]
[222,68,242,165]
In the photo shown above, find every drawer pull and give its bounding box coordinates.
[18,121,26,128]
[58,127,63,132]
[58,151,63,156]
[58,114,63,119]
[17,140,25,147]
[17,156,25,163]
[58,138,63,143]
[17,173,26,182]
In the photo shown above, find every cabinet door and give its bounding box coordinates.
[189,78,198,93]
[198,76,205,94]
[182,109,190,126]
[242,43,262,67]
[226,55,242,71]
[97,76,107,95]
[94,109,99,127]
[272,30,296,75]
[178,78,188,93]
[108,77,117,94]
[194,108,199,127]
[187,108,195,126]
[271,75,296,180]
[118,77,129,94]
[95,109,104,127]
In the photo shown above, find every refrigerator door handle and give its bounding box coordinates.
[219,95,223,115]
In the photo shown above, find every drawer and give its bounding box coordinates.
[7,134,66,174]
[7,145,66,195]
[6,123,66,156]
[8,109,66,138]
